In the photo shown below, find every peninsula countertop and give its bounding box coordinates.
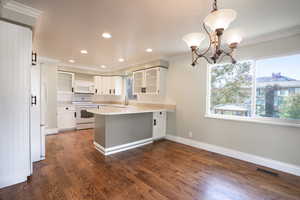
[87,104,176,115]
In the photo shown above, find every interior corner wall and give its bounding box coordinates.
[165,33,300,166]
[41,62,57,129]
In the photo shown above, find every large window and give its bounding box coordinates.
[207,54,300,124]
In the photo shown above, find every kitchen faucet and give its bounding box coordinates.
[124,95,129,106]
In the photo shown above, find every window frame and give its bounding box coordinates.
[205,57,300,128]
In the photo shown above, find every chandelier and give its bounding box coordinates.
[183,0,242,66]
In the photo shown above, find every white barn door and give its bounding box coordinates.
[0,20,32,188]
[31,64,41,163]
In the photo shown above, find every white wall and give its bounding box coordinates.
[165,34,300,166]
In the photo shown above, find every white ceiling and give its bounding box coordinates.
[16,0,300,71]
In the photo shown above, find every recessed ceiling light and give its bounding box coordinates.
[146,48,153,52]
[101,65,107,69]
[80,50,88,54]
[118,58,125,62]
[102,32,112,39]
[69,59,75,63]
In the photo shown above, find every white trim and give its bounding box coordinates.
[59,62,107,73]
[166,134,300,176]
[2,0,42,18]
[45,128,58,135]
[205,114,300,128]
[94,138,153,156]
[0,175,27,189]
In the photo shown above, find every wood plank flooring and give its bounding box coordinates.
[1,129,300,200]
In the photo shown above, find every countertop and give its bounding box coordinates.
[87,104,175,115]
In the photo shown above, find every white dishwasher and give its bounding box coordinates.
[57,105,76,131]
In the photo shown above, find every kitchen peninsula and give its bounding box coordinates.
[87,104,175,155]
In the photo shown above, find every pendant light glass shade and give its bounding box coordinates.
[204,9,237,31]
[183,32,205,47]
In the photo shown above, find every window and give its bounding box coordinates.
[207,54,300,125]
[209,61,253,117]
[255,55,300,120]
[125,76,137,100]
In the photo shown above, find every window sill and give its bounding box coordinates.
[205,114,300,128]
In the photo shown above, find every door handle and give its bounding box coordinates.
[31,95,37,106]
[74,112,77,118]
[95,89,98,94]
[113,89,115,94]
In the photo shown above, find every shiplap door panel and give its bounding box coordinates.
[31,64,41,162]
[0,21,32,188]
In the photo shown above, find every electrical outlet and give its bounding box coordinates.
[188,131,193,138]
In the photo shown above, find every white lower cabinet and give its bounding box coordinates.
[57,105,76,131]
[152,111,167,140]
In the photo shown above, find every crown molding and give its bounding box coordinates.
[2,0,42,19]
[58,63,107,73]
[107,56,169,72]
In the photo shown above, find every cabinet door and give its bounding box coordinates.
[94,76,98,94]
[102,76,111,95]
[152,111,166,140]
[57,72,74,93]
[145,68,159,94]
[114,76,123,95]
[110,76,116,95]
[133,71,144,95]
[98,76,103,95]
[57,112,76,130]
[94,76,102,95]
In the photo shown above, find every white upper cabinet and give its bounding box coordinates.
[145,68,159,94]
[57,71,74,94]
[133,67,167,95]
[94,76,102,95]
[74,80,94,94]
[102,76,111,95]
[94,76,123,96]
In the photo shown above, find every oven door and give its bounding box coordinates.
[76,106,96,124]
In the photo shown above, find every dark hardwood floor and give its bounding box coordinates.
[1,129,300,200]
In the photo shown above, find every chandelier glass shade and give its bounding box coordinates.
[183,0,242,66]
[204,9,236,31]
[182,33,206,48]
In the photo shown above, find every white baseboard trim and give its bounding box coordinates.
[94,138,153,156]
[45,128,58,135]
[166,135,300,177]
[0,175,27,189]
